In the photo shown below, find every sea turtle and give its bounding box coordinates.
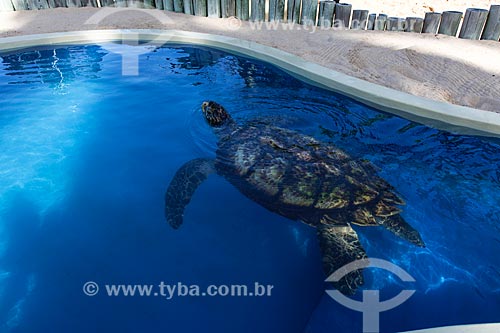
[165,101,424,295]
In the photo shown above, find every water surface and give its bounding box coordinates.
[0,44,499,333]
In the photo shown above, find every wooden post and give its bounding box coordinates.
[251,0,265,21]
[142,0,155,8]
[422,12,441,33]
[351,9,368,30]
[387,17,397,31]
[207,0,220,17]
[128,0,146,7]
[387,17,406,31]
[0,0,14,10]
[334,3,352,29]
[287,0,301,24]
[66,0,82,7]
[398,17,407,31]
[374,14,387,30]
[26,0,50,9]
[12,0,31,7]
[459,8,488,39]
[236,0,249,20]
[163,0,174,10]
[11,0,27,9]
[387,17,397,30]
[301,0,318,25]
[269,0,285,21]
[100,0,114,6]
[155,0,163,9]
[405,17,423,32]
[0,0,12,10]
[438,11,462,36]
[194,0,207,16]
[25,0,35,9]
[173,0,184,12]
[318,1,335,28]
[481,5,500,40]
[183,0,194,14]
[366,13,376,30]
[221,0,236,17]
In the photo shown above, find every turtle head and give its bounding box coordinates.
[201,101,232,127]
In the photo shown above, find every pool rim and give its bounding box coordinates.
[1,29,500,138]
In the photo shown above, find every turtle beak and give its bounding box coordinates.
[201,102,209,114]
[201,102,213,118]
[201,101,216,126]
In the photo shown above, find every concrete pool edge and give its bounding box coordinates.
[1,29,500,137]
[399,323,500,333]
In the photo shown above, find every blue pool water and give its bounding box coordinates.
[0,44,499,333]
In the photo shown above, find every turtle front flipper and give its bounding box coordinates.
[317,224,367,295]
[379,214,425,247]
[165,158,216,229]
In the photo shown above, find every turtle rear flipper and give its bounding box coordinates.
[165,158,216,229]
[317,224,367,295]
[379,214,425,247]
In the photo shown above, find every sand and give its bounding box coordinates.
[0,6,499,114]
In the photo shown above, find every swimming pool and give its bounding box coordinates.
[0,42,499,333]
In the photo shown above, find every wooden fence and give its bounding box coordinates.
[1,0,499,41]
